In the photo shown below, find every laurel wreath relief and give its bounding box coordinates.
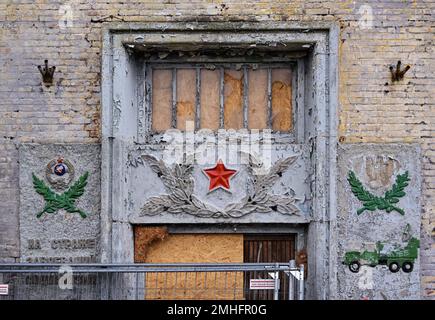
[347,170,410,215]
[139,154,301,218]
[32,172,89,218]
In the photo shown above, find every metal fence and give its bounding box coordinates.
[0,262,304,300]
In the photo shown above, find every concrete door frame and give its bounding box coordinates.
[100,21,339,299]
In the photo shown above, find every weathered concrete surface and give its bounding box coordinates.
[337,144,422,299]
[0,141,19,262]
[19,144,101,263]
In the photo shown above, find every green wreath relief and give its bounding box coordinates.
[347,170,410,215]
[32,172,89,218]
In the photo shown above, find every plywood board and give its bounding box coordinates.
[152,69,173,132]
[176,69,196,130]
[135,232,244,300]
[271,69,292,132]
[200,69,220,130]
[248,69,268,130]
[224,70,244,129]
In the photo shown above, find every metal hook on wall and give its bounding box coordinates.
[38,60,56,87]
[389,60,410,82]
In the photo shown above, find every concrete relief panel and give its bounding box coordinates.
[127,143,311,224]
[337,144,421,299]
[19,144,101,263]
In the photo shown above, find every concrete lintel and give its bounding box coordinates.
[102,21,340,34]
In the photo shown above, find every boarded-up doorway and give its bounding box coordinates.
[134,227,297,300]
[243,234,296,300]
[134,226,245,299]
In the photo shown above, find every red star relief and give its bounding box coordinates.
[203,160,237,192]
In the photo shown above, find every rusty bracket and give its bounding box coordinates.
[389,60,410,82]
[37,60,56,87]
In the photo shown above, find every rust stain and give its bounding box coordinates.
[134,226,168,263]
[295,248,308,278]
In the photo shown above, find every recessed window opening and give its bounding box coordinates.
[146,63,296,134]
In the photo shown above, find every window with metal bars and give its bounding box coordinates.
[145,63,295,133]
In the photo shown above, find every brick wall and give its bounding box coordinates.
[0,0,433,298]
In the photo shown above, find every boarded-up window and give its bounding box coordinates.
[134,228,297,300]
[148,64,293,132]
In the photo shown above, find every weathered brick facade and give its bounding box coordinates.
[0,0,433,299]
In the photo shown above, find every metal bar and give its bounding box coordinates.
[219,66,224,129]
[299,264,305,300]
[243,66,248,129]
[0,263,300,275]
[0,267,296,274]
[0,264,297,270]
[0,262,299,268]
[267,67,272,129]
[171,68,177,129]
[288,260,295,300]
[273,263,279,301]
[195,67,201,131]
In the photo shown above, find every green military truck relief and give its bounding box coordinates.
[343,237,419,273]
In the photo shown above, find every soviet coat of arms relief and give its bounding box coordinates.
[127,145,311,224]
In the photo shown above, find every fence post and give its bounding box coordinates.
[288,260,295,300]
[299,264,304,300]
[273,263,280,300]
